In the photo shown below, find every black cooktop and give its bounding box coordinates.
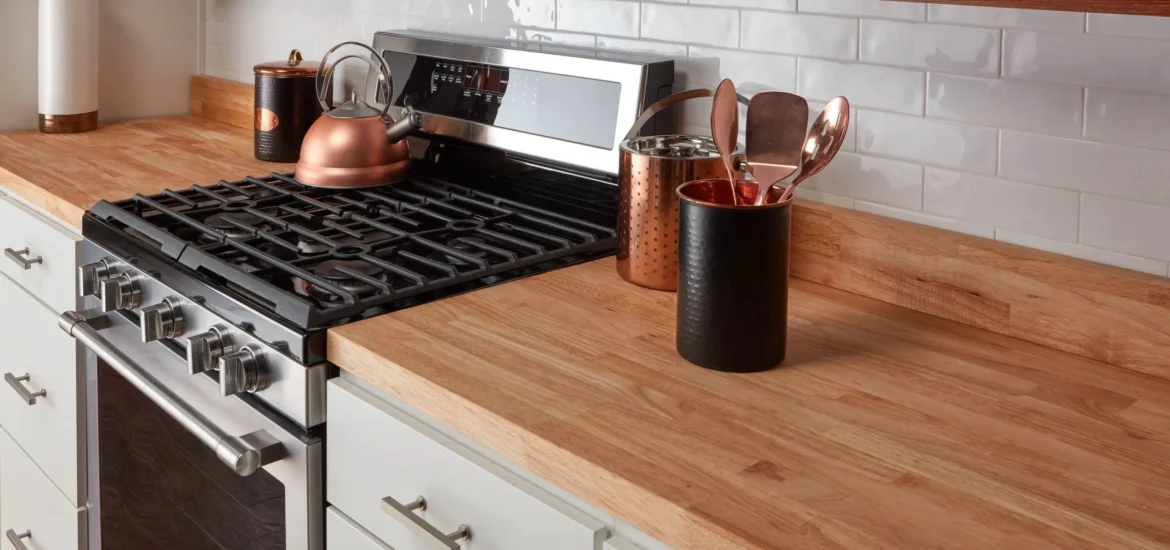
[86,169,618,330]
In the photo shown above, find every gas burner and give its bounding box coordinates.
[202,212,270,242]
[295,260,388,302]
[297,231,391,256]
[444,236,489,264]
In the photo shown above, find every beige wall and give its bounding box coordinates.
[0,0,200,131]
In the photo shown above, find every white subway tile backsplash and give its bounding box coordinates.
[688,47,796,94]
[205,0,1170,277]
[797,0,925,21]
[857,110,998,174]
[556,0,639,37]
[483,0,555,28]
[926,5,1084,31]
[1000,131,1170,208]
[927,73,1082,137]
[996,230,1170,276]
[794,188,856,209]
[1004,30,1170,94]
[797,59,925,115]
[1084,88,1170,151]
[1087,14,1170,38]
[597,37,686,56]
[691,0,793,10]
[1080,195,1170,263]
[857,200,996,239]
[741,12,858,60]
[802,152,924,209]
[642,4,739,49]
[861,20,1000,77]
[924,168,1078,241]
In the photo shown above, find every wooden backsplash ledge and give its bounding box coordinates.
[189,75,1170,380]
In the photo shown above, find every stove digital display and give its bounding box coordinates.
[383,51,621,149]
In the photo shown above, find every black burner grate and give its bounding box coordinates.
[90,172,617,329]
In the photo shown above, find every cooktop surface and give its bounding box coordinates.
[86,168,618,330]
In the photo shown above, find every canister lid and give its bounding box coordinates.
[621,135,725,159]
[254,49,321,77]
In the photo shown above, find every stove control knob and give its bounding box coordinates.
[187,325,232,375]
[218,345,268,397]
[99,273,141,312]
[141,296,185,343]
[78,260,111,297]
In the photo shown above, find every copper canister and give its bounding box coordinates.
[617,90,745,292]
[254,50,328,162]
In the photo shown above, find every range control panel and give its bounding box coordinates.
[383,50,622,149]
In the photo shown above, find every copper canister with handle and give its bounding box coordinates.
[617,89,745,291]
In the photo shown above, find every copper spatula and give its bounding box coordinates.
[746,91,808,205]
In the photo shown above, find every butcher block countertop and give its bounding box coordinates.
[329,258,1170,550]
[2,115,1169,550]
[0,115,291,228]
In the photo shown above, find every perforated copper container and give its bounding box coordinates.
[617,90,744,291]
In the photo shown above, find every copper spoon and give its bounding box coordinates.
[779,97,851,204]
[710,79,740,204]
[746,91,808,206]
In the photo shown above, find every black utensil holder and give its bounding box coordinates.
[676,178,790,372]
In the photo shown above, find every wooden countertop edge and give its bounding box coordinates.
[0,164,87,229]
[328,329,763,550]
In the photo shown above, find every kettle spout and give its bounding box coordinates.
[387,110,423,143]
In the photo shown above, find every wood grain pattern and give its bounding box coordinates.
[889,0,1170,15]
[190,75,255,130]
[328,257,1170,550]
[0,115,292,228]
[790,201,1170,380]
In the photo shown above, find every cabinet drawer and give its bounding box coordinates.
[0,428,86,550]
[606,538,644,550]
[328,507,395,550]
[0,194,81,314]
[0,274,84,505]
[328,379,608,550]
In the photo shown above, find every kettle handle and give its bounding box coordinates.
[315,41,395,117]
[623,88,750,141]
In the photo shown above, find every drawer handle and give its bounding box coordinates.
[5,529,32,550]
[4,373,46,405]
[4,248,43,270]
[381,495,472,550]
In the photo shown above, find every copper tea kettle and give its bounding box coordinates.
[296,41,422,189]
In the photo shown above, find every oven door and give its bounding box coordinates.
[61,310,323,550]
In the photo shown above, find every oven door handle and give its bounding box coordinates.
[59,310,286,476]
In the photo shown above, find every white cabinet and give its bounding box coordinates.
[327,506,395,550]
[606,537,645,550]
[0,273,85,506]
[328,378,609,550]
[0,427,86,549]
[0,194,83,314]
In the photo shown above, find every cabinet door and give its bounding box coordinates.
[0,428,85,550]
[0,274,85,506]
[327,507,395,550]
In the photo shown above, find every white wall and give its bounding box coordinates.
[0,0,199,131]
[205,0,1170,278]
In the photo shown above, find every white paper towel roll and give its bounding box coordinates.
[38,0,98,133]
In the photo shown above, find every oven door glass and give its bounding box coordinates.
[80,313,322,550]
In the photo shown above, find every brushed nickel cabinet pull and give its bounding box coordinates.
[5,529,32,550]
[4,373,46,405]
[4,248,43,270]
[381,494,471,550]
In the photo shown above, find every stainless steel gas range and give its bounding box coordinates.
[58,31,673,550]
